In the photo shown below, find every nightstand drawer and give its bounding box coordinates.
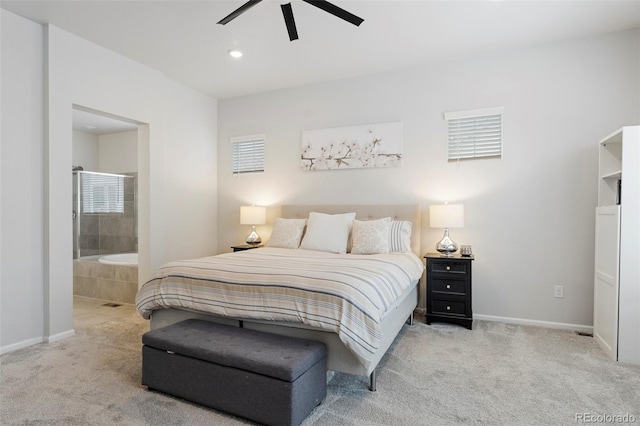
[432,299,467,316]
[431,278,467,295]
[430,261,468,274]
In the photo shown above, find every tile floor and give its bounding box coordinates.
[73,296,141,330]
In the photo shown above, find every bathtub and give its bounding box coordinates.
[98,252,138,266]
[74,253,138,304]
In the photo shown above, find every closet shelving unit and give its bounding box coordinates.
[593,126,639,364]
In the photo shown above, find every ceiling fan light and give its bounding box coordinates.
[228,49,243,58]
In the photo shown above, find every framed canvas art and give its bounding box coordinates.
[301,122,402,171]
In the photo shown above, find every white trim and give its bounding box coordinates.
[444,106,504,121]
[45,329,75,343]
[230,133,266,144]
[0,329,75,354]
[0,336,44,355]
[475,313,593,335]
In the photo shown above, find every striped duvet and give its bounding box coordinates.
[136,247,425,368]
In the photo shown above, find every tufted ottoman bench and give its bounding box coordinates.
[141,319,327,426]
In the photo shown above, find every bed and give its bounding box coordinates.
[136,205,424,390]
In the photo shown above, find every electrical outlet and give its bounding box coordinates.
[554,285,564,298]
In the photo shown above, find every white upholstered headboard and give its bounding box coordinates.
[281,204,421,256]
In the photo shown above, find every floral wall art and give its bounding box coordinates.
[301,122,402,171]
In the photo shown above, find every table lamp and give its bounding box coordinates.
[240,205,266,245]
[429,203,464,257]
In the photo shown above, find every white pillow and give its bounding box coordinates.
[299,212,356,254]
[351,217,391,255]
[266,218,307,249]
[389,220,412,252]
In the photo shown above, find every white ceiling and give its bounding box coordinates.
[3,0,640,101]
[72,108,138,135]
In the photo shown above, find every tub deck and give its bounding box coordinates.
[73,255,138,304]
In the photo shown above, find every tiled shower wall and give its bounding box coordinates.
[73,172,137,258]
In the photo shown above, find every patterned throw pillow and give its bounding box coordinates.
[265,218,307,249]
[389,220,412,252]
[351,217,392,255]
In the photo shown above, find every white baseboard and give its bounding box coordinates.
[45,329,75,343]
[0,336,44,355]
[1,329,75,355]
[475,314,593,335]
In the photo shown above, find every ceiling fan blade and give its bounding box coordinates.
[217,0,263,25]
[301,0,364,26]
[281,3,299,41]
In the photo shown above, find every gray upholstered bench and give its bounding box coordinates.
[141,319,327,426]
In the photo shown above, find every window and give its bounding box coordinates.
[232,134,265,174]
[444,107,503,161]
[81,172,125,214]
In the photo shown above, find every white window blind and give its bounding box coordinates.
[445,107,503,161]
[232,134,265,174]
[81,172,125,214]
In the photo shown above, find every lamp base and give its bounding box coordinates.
[436,228,458,257]
[245,226,262,245]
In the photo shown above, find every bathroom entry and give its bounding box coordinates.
[72,108,138,258]
[72,107,140,304]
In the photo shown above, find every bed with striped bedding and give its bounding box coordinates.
[136,247,424,369]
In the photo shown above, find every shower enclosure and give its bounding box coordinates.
[72,169,137,259]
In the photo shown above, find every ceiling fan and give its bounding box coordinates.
[217,0,364,41]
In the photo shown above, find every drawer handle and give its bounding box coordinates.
[446,266,451,271]
[446,306,451,311]
[446,284,451,289]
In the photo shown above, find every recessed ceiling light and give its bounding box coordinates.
[228,49,243,58]
[85,125,97,130]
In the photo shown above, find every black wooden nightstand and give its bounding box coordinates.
[424,253,474,330]
[231,244,263,252]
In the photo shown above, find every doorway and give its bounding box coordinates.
[71,106,142,326]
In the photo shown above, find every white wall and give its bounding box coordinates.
[1,6,3,353]
[44,24,218,343]
[218,29,640,330]
[72,130,138,173]
[72,131,98,171]
[1,10,218,352]
[1,10,45,351]
[98,130,138,173]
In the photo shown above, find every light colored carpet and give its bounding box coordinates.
[1,298,639,425]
